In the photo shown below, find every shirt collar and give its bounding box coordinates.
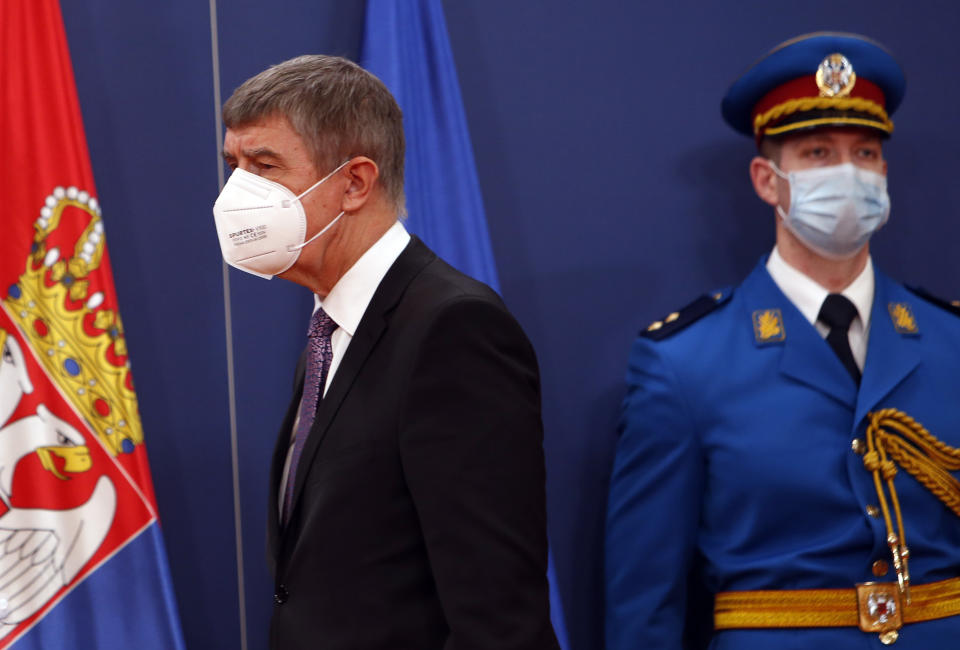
[315,221,411,336]
[766,246,874,329]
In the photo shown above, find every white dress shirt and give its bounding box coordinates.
[279,221,411,515]
[766,246,874,372]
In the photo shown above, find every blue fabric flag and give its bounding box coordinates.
[360,0,499,288]
[360,2,570,648]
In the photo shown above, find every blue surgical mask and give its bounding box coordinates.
[769,161,890,259]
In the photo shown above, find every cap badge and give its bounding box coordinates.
[816,53,857,97]
[753,308,786,344]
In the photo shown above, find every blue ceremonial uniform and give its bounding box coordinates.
[605,258,960,649]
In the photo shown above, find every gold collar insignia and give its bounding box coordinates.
[753,309,786,344]
[888,302,919,335]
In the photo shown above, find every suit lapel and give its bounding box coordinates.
[284,236,437,533]
[268,351,306,566]
[854,271,921,426]
[742,260,858,409]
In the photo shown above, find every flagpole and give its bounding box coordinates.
[208,1,248,649]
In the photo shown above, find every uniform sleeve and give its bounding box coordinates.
[605,335,704,650]
[399,296,558,650]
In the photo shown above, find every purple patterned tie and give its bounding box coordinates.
[282,307,337,525]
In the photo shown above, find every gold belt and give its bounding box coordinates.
[712,409,960,645]
[714,577,960,644]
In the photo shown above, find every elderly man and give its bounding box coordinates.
[605,33,960,649]
[213,55,558,650]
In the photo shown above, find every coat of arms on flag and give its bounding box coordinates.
[0,186,158,645]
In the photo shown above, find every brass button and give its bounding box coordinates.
[647,321,663,331]
[866,505,881,518]
[880,629,899,644]
[851,438,865,455]
[872,559,889,576]
[665,312,680,323]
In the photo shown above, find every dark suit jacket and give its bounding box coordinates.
[267,236,559,650]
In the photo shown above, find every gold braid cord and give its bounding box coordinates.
[753,96,893,134]
[863,408,960,603]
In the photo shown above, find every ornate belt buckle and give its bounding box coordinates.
[856,582,903,644]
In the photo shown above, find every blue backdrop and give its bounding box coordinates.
[57,2,960,649]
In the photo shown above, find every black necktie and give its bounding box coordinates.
[818,293,861,385]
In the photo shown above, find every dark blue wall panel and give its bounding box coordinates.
[59,1,960,649]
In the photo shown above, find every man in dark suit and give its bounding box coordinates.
[212,55,559,650]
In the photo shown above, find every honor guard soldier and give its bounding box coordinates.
[605,32,960,649]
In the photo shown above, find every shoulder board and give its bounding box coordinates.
[640,288,734,341]
[906,285,960,318]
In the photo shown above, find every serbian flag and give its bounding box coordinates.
[0,1,185,648]
[361,2,571,647]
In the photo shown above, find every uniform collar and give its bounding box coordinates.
[766,245,874,331]
[315,221,411,337]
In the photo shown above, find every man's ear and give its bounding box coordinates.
[340,157,380,212]
[749,156,781,208]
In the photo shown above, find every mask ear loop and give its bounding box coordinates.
[280,158,352,209]
[766,159,792,220]
[288,211,345,251]
[767,159,788,180]
[285,159,352,252]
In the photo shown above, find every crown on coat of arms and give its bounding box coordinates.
[3,187,143,457]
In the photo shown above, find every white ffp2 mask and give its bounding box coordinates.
[771,161,890,260]
[212,160,350,279]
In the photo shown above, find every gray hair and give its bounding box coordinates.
[223,55,406,214]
